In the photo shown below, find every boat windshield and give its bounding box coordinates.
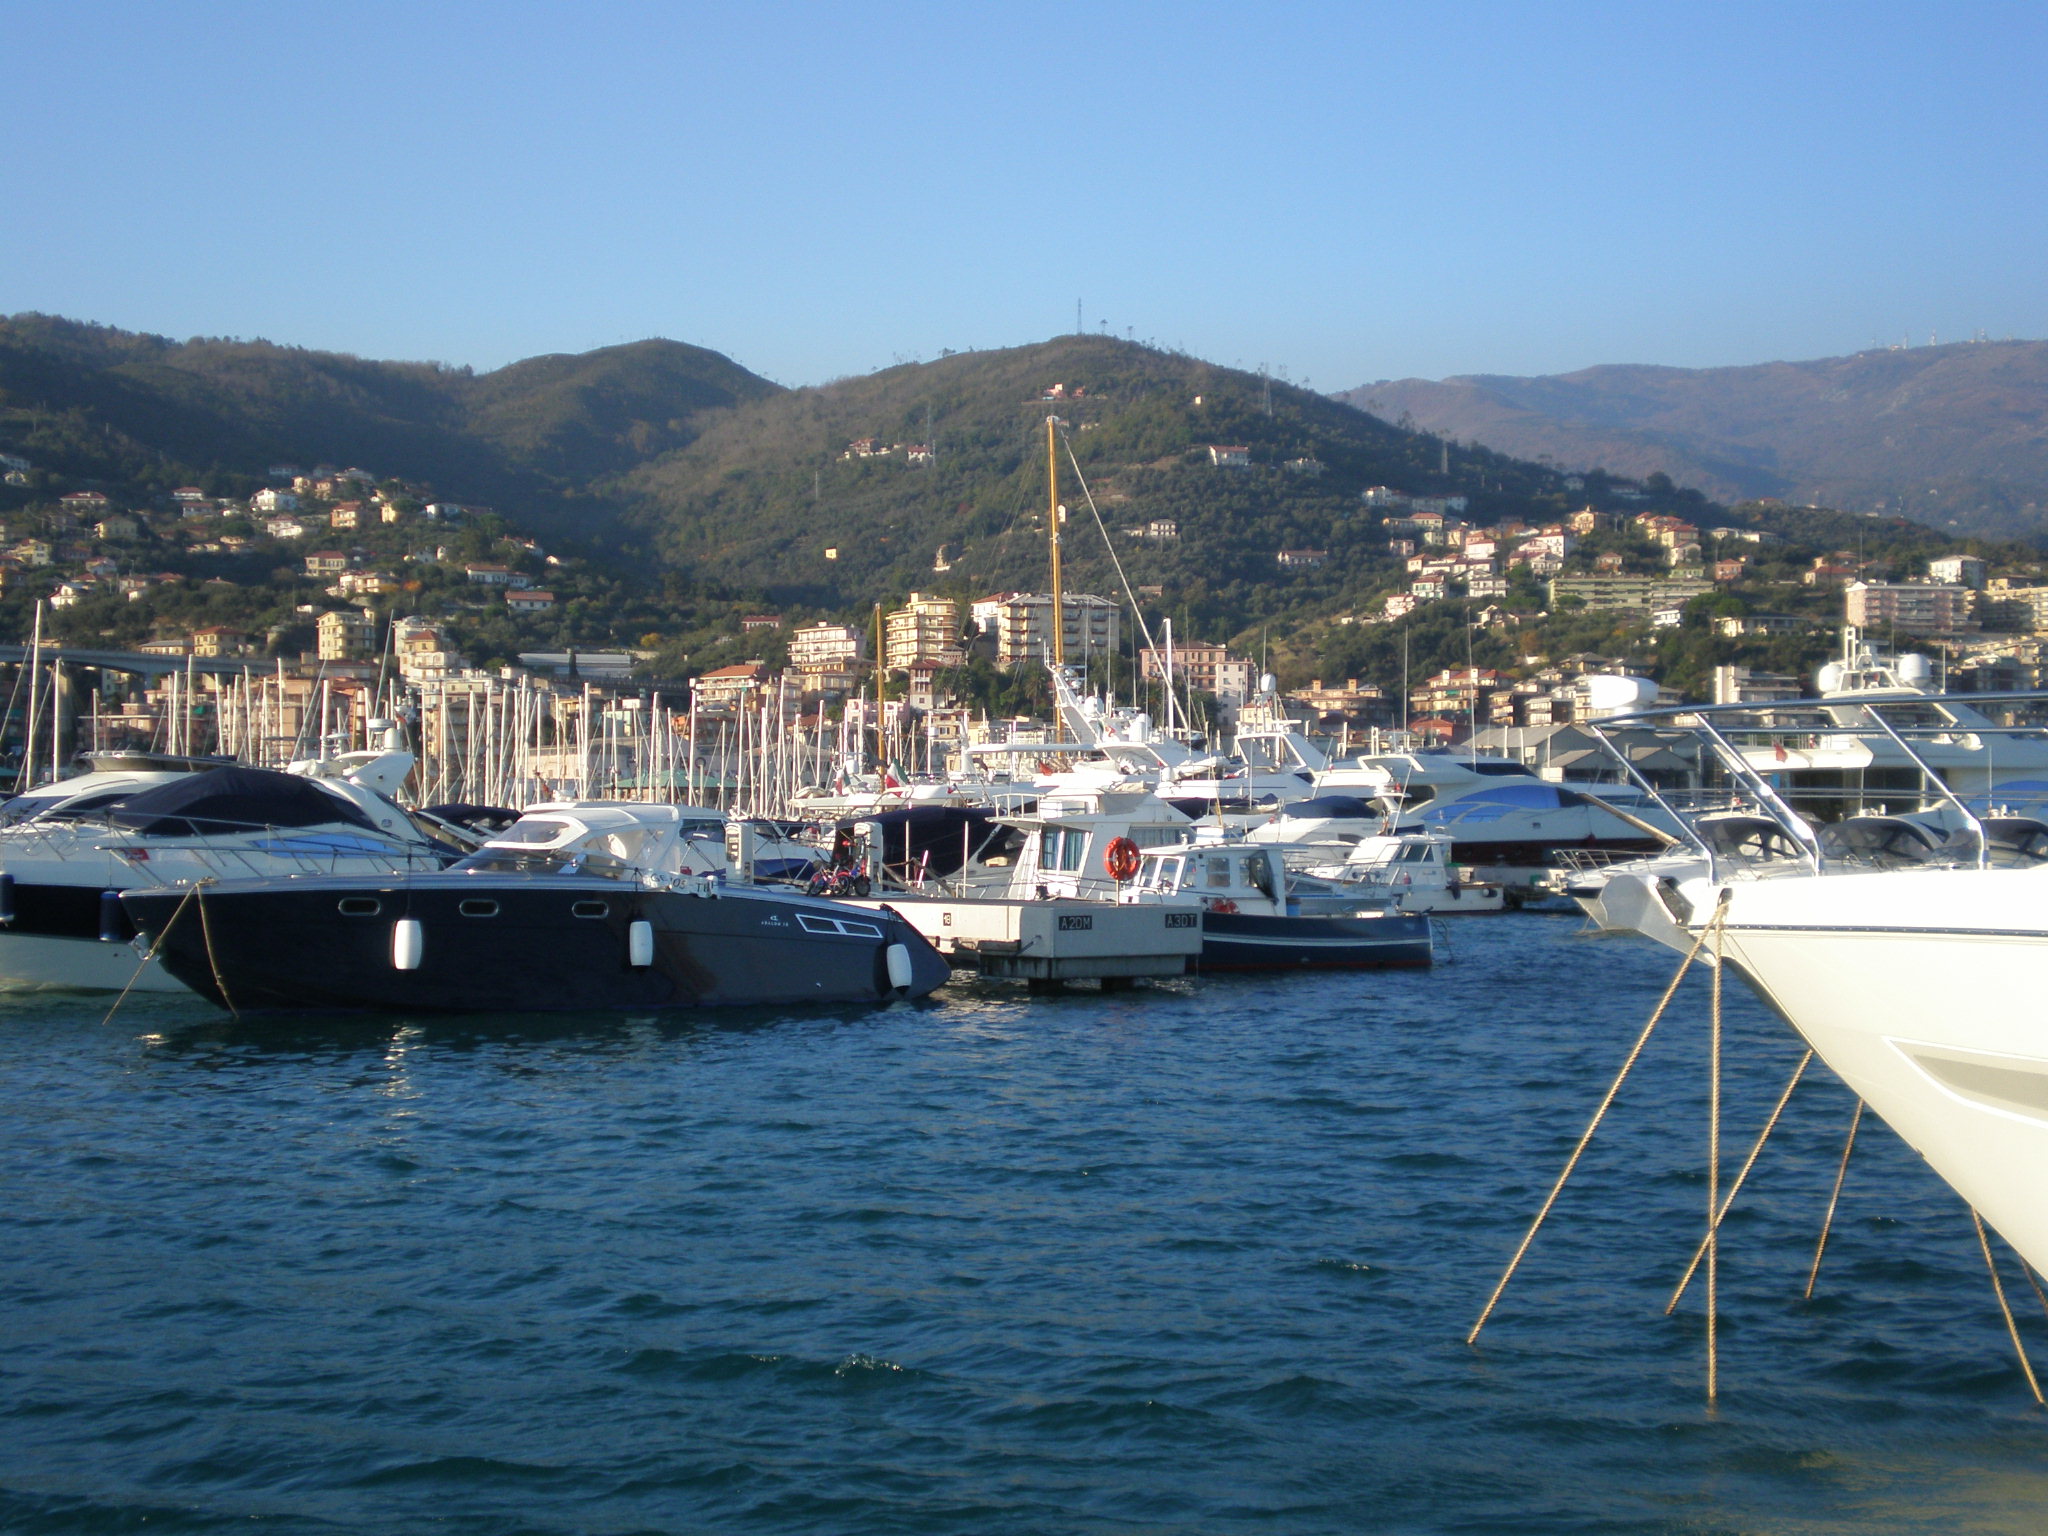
[451,846,631,879]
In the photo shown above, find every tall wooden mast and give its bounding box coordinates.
[1046,415,1064,667]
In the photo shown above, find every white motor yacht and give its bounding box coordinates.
[1312,750,1682,867]
[0,753,456,992]
[1736,629,2048,824]
[1304,832,1506,914]
[1656,860,2048,1274]
[1586,688,2048,1273]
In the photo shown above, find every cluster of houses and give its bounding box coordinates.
[841,438,934,466]
[0,455,572,657]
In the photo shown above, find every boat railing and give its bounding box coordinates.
[1598,687,2048,877]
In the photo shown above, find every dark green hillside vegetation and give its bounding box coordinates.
[618,335,1592,632]
[0,315,779,536]
[8,315,2043,716]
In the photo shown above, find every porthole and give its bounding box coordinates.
[337,897,382,917]
[459,898,500,918]
[571,900,608,919]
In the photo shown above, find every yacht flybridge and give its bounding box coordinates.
[1730,628,2048,821]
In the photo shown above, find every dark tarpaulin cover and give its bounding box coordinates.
[1279,794,1377,821]
[108,766,380,837]
[857,806,1019,878]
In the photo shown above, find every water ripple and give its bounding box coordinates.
[0,915,2040,1533]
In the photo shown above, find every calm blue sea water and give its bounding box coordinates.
[2,915,2044,1535]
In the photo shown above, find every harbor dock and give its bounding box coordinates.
[851,895,1204,987]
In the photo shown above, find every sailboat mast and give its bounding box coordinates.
[1046,415,1064,668]
[873,601,885,773]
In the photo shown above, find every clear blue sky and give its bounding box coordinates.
[3,1,2042,388]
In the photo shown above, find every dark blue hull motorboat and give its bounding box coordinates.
[1196,908,1433,971]
[121,873,950,1014]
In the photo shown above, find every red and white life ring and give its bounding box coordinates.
[1103,836,1142,882]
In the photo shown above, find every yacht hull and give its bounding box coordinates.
[0,930,184,992]
[0,877,185,992]
[122,877,951,1014]
[1196,910,1433,971]
[1671,867,2048,1273]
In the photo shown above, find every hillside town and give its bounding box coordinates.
[8,422,2048,798]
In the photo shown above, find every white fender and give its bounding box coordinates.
[628,920,655,967]
[392,918,424,971]
[885,942,914,992]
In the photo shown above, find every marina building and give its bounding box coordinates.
[316,608,376,660]
[1843,581,1976,636]
[884,592,963,670]
[1139,642,1256,708]
[1928,555,1987,589]
[970,592,1120,667]
[1548,574,1713,613]
[788,623,866,670]
[691,662,769,712]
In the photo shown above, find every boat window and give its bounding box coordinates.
[337,897,381,917]
[459,898,499,918]
[571,900,609,919]
[489,818,576,847]
[1401,843,1431,862]
[602,829,651,863]
[1466,761,1539,778]
[1038,827,1087,872]
[1147,856,1184,890]
[1207,856,1233,889]
[9,787,140,825]
[1242,854,1275,896]
[451,847,630,879]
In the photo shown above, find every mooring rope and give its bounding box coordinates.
[1466,891,1731,1346]
[194,882,239,1021]
[1667,1049,1813,1315]
[1972,1207,2044,1406]
[1705,913,1723,1402]
[2023,1258,2048,1333]
[98,881,203,1029]
[1804,1099,1864,1300]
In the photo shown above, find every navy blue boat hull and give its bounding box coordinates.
[1196,910,1433,971]
[121,876,950,1013]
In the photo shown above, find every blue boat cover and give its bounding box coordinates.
[108,766,380,837]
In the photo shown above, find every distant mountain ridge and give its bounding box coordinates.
[0,314,781,534]
[1339,340,2048,536]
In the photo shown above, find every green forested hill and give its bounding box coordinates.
[617,335,1598,638]
[16,316,1987,703]
[0,315,780,534]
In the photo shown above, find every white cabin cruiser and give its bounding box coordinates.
[1120,843,1434,969]
[1305,832,1505,914]
[0,754,459,992]
[1313,750,1682,867]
